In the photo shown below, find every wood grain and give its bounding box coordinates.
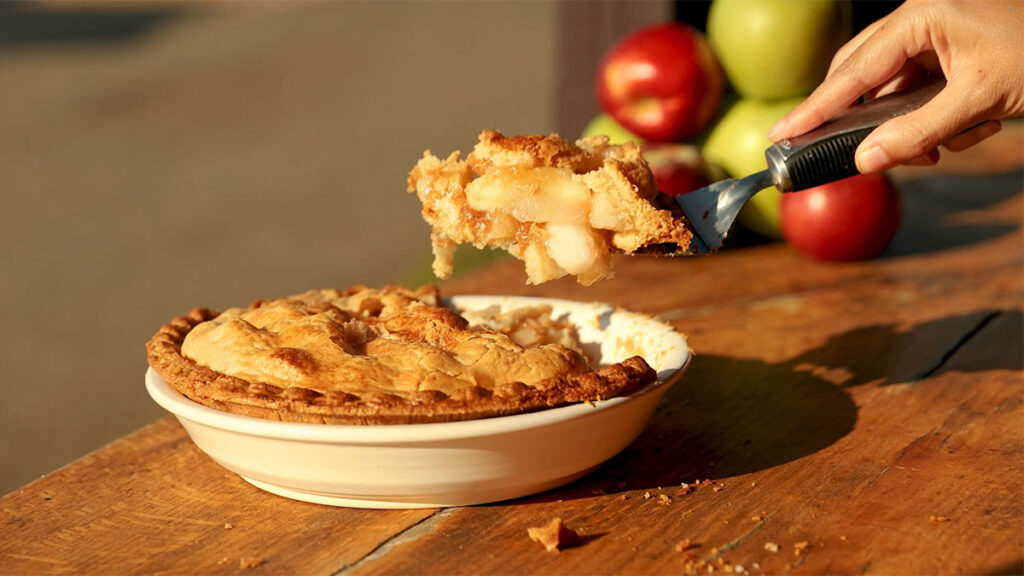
[2,123,1021,575]
[347,153,1024,574]
[1,418,435,575]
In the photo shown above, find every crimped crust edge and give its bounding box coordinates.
[145,304,658,425]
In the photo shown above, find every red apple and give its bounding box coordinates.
[641,143,715,196]
[596,23,724,143]
[780,173,901,261]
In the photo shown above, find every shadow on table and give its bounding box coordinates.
[887,168,1023,256]
[990,560,1024,576]
[520,308,1020,502]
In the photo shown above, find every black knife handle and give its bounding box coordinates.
[765,81,945,192]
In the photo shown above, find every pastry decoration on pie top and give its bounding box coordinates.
[146,285,657,425]
[407,130,694,286]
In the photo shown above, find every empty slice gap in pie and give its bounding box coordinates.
[146,285,657,425]
[407,130,695,286]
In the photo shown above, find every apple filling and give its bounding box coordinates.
[407,130,694,285]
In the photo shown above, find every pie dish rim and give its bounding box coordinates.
[145,291,665,425]
[144,295,692,438]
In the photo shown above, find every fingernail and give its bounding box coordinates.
[856,145,891,173]
[767,119,786,140]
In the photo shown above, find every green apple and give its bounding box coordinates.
[581,113,643,145]
[701,95,803,238]
[707,0,851,99]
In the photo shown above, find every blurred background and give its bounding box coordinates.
[0,0,677,495]
[0,0,899,494]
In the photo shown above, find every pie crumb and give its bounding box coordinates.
[764,542,780,553]
[239,558,264,570]
[675,538,697,552]
[929,515,950,524]
[793,541,811,556]
[527,518,581,552]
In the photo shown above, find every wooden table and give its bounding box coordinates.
[3,124,1022,575]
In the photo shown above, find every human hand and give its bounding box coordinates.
[767,0,1024,173]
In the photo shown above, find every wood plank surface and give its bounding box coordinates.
[1,417,436,575]
[2,124,1021,575]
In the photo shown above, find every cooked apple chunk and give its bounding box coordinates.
[407,130,694,285]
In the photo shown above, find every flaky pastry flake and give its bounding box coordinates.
[527,517,582,552]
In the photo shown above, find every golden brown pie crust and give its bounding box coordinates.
[146,285,657,424]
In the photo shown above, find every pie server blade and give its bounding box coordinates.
[671,81,945,254]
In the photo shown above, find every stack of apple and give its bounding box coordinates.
[586,0,903,261]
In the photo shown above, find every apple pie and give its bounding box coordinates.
[146,285,657,424]
[407,130,694,286]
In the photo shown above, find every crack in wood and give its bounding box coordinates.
[912,311,1001,381]
[332,508,454,575]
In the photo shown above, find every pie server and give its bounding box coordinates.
[675,81,945,254]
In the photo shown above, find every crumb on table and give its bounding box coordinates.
[239,558,264,570]
[527,518,581,552]
[793,541,811,556]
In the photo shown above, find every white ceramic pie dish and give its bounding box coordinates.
[145,295,690,509]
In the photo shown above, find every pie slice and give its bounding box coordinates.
[146,285,657,424]
[407,130,694,286]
